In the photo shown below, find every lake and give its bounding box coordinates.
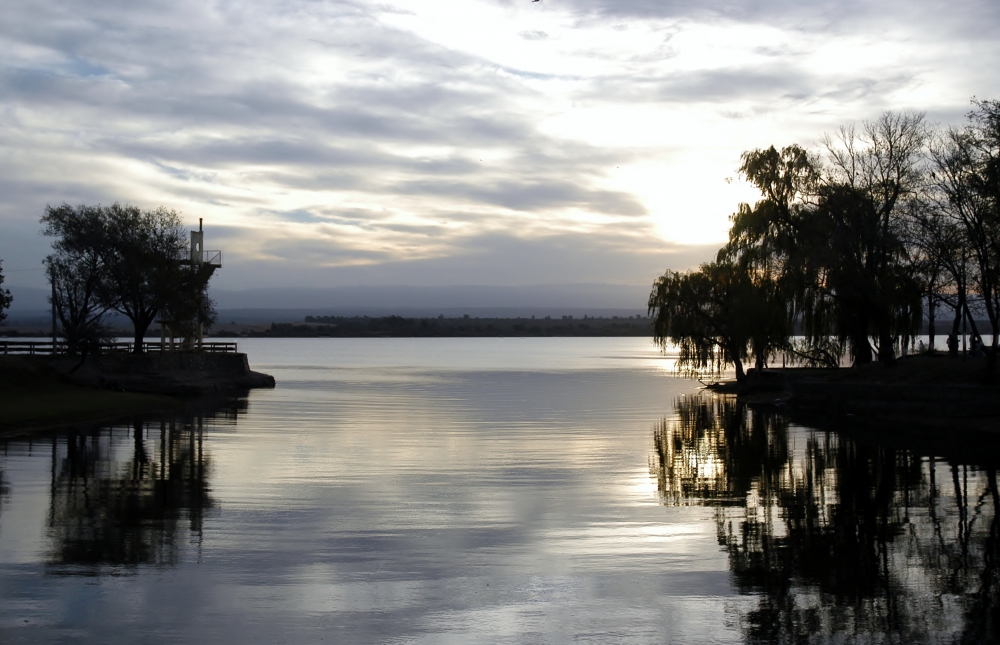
[1,337,998,644]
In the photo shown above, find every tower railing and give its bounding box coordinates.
[201,250,222,266]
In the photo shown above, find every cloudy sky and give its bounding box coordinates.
[2,0,998,295]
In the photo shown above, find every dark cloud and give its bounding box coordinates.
[257,236,394,265]
[582,66,816,105]
[202,223,717,290]
[271,209,326,224]
[396,179,646,216]
[557,0,1000,39]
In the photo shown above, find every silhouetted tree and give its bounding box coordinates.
[649,259,782,380]
[0,259,12,324]
[42,203,211,353]
[821,112,928,363]
[692,113,927,368]
[96,204,189,352]
[41,204,109,354]
[45,253,108,355]
[928,99,1000,372]
[906,192,966,353]
[158,261,218,344]
[724,144,823,365]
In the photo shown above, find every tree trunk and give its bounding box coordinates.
[133,326,145,354]
[733,356,746,382]
[985,297,999,377]
[878,330,895,364]
[928,292,935,352]
[950,291,965,357]
[130,311,155,354]
[852,332,874,365]
[964,303,984,349]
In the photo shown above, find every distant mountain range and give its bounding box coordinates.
[3,283,651,324]
[210,284,650,314]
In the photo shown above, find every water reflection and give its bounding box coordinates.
[42,398,246,575]
[652,394,1000,644]
[0,469,7,525]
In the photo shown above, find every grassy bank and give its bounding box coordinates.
[718,352,1000,428]
[0,355,178,435]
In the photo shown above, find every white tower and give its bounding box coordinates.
[190,218,204,265]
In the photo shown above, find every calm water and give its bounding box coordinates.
[1,338,998,644]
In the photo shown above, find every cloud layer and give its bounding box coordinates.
[1,0,998,291]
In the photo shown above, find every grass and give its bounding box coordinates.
[819,351,998,386]
[0,355,178,435]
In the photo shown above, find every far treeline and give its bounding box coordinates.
[649,98,1000,380]
[235,315,652,338]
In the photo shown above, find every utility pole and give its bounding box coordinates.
[963,303,968,358]
[962,253,967,358]
[51,280,57,353]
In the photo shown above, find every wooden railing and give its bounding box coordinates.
[0,341,65,355]
[0,341,238,355]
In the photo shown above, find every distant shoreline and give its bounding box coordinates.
[209,315,654,338]
[4,314,985,340]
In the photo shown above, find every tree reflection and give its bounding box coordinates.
[652,394,1000,644]
[0,468,8,528]
[44,400,244,574]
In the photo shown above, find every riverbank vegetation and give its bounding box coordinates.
[0,355,176,434]
[650,99,1000,380]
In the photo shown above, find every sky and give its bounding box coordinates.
[2,0,999,296]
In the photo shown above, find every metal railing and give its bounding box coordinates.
[0,340,238,356]
[201,250,222,266]
[180,250,222,267]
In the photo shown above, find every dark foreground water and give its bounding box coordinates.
[1,338,999,644]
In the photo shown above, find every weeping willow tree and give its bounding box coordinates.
[648,257,788,381]
[649,145,811,378]
[655,112,929,373]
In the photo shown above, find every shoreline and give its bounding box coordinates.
[705,353,1000,429]
[0,353,275,436]
[0,355,179,437]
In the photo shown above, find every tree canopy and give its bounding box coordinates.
[42,203,216,354]
[650,99,1000,378]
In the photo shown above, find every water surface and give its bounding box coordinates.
[1,338,998,643]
